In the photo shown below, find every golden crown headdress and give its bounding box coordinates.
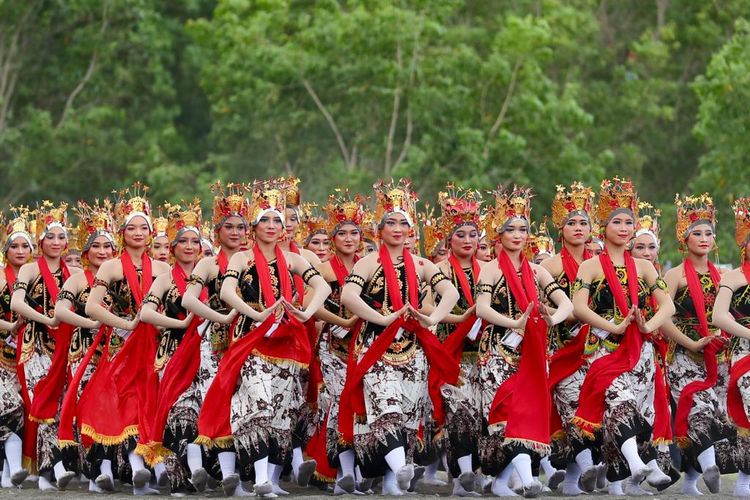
[488,184,533,234]
[373,179,418,226]
[635,201,661,242]
[524,218,556,260]
[35,200,69,241]
[596,177,638,226]
[166,199,203,244]
[297,202,327,245]
[152,204,169,237]
[278,176,301,207]
[74,200,116,252]
[419,204,446,257]
[551,182,595,228]
[211,181,251,230]
[323,190,368,235]
[361,211,378,242]
[201,221,214,243]
[675,193,715,242]
[733,197,750,251]
[250,179,287,225]
[436,185,482,237]
[113,182,151,231]
[3,206,34,247]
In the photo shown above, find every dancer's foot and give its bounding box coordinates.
[254,481,273,497]
[521,480,542,498]
[56,470,76,491]
[39,475,58,492]
[595,464,607,491]
[408,465,424,492]
[645,465,671,488]
[579,466,597,493]
[452,478,481,497]
[655,466,680,492]
[624,477,652,496]
[296,460,316,487]
[491,477,518,497]
[95,474,115,492]
[132,469,151,489]
[459,471,476,492]
[222,473,240,497]
[335,474,355,494]
[189,467,208,493]
[133,486,160,496]
[702,465,720,494]
[10,469,29,487]
[396,464,414,491]
[547,469,565,491]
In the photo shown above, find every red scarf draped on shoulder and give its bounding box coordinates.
[77,251,156,449]
[674,259,725,446]
[430,254,482,426]
[728,262,750,435]
[338,245,459,443]
[548,246,590,438]
[288,242,306,304]
[486,250,550,452]
[148,265,208,461]
[573,250,641,438]
[196,244,306,446]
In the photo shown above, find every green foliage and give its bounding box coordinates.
[0,0,749,265]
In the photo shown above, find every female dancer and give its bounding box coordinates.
[139,201,207,495]
[712,196,750,498]
[474,185,573,498]
[476,234,492,263]
[199,180,330,497]
[431,188,485,496]
[0,208,34,487]
[540,182,595,496]
[338,179,459,495]
[80,184,171,495]
[10,202,76,491]
[54,201,117,492]
[663,194,734,495]
[182,182,245,495]
[300,204,330,263]
[309,193,365,494]
[571,178,674,494]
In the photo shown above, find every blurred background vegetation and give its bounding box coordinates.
[1,0,749,265]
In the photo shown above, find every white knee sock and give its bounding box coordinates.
[619,436,646,472]
[5,433,23,474]
[269,463,282,485]
[575,448,593,471]
[458,455,473,475]
[697,446,716,472]
[384,446,406,473]
[154,462,166,479]
[100,459,113,478]
[128,451,145,472]
[254,456,269,485]
[511,453,534,487]
[425,459,439,479]
[339,449,355,478]
[540,456,555,478]
[2,460,11,488]
[186,444,202,474]
[383,469,398,492]
[53,461,67,480]
[291,447,303,476]
[218,451,236,479]
[735,471,750,495]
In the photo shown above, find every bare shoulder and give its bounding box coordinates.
[720,267,749,289]
[663,263,684,282]
[300,248,321,265]
[316,260,336,283]
[69,266,83,275]
[152,260,171,276]
[192,256,218,279]
[62,272,88,293]
[541,254,563,276]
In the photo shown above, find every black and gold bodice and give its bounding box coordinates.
[101,271,155,356]
[147,283,187,372]
[324,280,355,362]
[20,268,64,361]
[0,282,17,371]
[476,272,537,366]
[349,262,430,366]
[67,285,112,365]
[436,265,479,359]
[204,270,231,354]
[580,265,650,356]
[548,270,577,353]
[670,272,728,363]
[232,259,287,341]
[730,284,750,355]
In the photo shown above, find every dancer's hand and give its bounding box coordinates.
[539,303,555,326]
[513,303,534,330]
[634,308,650,333]
[380,305,409,326]
[408,306,437,328]
[179,313,195,329]
[611,308,635,335]
[219,309,239,325]
[257,299,283,322]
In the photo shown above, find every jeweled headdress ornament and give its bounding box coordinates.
[733,197,750,261]
[2,206,34,254]
[373,179,418,227]
[361,211,378,243]
[419,204,445,257]
[250,179,286,226]
[596,177,638,227]
[297,203,327,246]
[74,199,117,253]
[524,218,555,260]
[152,205,169,239]
[279,176,301,207]
[211,181,251,231]
[489,184,533,233]
[166,199,203,245]
[35,200,69,241]
[675,193,715,242]
[323,190,367,236]
[113,182,152,232]
[634,201,661,247]
[436,185,482,236]
[551,182,595,229]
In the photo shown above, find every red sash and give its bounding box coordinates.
[148,265,208,461]
[78,251,157,449]
[338,246,459,443]
[573,251,641,438]
[289,242,306,304]
[195,244,307,446]
[673,259,724,445]
[487,250,550,451]
[217,248,229,275]
[304,412,337,483]
[728,262,750,433]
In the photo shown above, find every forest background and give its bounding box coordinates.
[1,0,749,266]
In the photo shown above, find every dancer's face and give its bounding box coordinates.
[500,220,528,252]
[333,224,361,257]
[86,236,115,268]
[125,216,151,251]
[150,235,169,262]
[562,215,591,246]
[218,216,247,251]
[306,233,330,262]
[255,213,284,245]
[173,230,201,266]
[605,213,635,246]
[685,223,715,258]
[41,227,67,259]
[631,234,658,264]
[5,237,32,267]
[449,224,479,260]
[380,213,410,247]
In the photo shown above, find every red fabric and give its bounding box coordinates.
[78,251,157,448]
[573,251,641,437]
[338,246,458,442]
[487,250,550,449]
[217,248,229,275]
[288,242,305,304]
[330,254,357,287]
[648,292,673,444]
[304,412,337,482]
[561,246,591,284]
[4,266,16,302]
[728,262,750,431]
[673,259,724,442]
